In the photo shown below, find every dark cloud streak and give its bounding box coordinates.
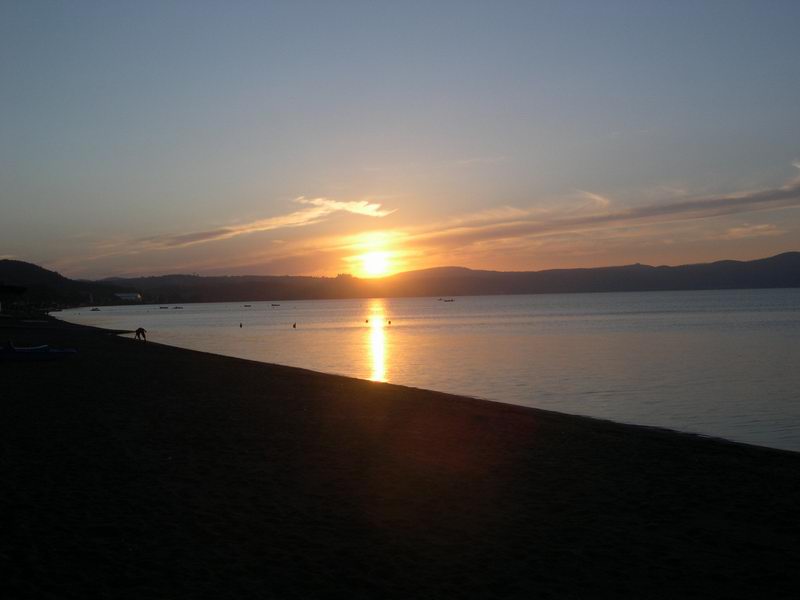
[410,180,800,249]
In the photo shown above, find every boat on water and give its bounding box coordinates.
[90,307,100,311]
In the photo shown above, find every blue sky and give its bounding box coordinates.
[1,1,799,277]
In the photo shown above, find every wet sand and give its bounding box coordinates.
[2,316,799,599]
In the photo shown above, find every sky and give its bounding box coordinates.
[1,1,799,279]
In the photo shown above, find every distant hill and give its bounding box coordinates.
[106,251,800,303]
[373,252,800,298]
[0,259,133,306]
[3,252,799,306]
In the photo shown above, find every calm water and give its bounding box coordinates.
[61,289,800,452]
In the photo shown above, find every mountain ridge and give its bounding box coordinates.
[0,259,135,306]
[1,252,799,306]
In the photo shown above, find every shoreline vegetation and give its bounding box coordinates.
[3,317,799,598]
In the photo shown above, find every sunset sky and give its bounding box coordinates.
[2,1,799,278]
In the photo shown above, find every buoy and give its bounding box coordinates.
[292,322,296,329]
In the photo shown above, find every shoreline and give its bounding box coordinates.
[90,319,800,458]
[81,316,800,458]
[57,307,800,455]
[3,316,800,598]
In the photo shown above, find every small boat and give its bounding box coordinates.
[1,343,77,362]
[443,298,455,302]
[173,306,184,309]
[271,304,280,307]
[159,306,169,309]
[90,307,100,311]
[244,305,252,308]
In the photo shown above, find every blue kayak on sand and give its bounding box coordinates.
[1,344,77,362]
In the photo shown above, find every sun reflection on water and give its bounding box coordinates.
[368,299,387,382]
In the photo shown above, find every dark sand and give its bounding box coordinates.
[2,317,799,599]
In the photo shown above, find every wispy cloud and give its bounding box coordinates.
[295,197,395,218]
[249,176,800,275]
[714,224,785,240]
[574,190,612,209]
[136,197,394,250]
[48,196,396,276]
[437,205,533,228]
[405,178,800,251]
[46,171,800,278]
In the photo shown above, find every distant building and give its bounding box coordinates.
[114,292,142,302]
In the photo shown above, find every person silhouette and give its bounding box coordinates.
[134,327,147,341]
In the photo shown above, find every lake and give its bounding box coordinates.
[61,288,800,452]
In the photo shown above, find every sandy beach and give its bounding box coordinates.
[2,316,799,599]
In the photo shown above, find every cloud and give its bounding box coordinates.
[272,176,800,276]
[575,190,612,209]
[405,178,800,251]
[46,170,800,278]
[438,205,533,228]
[295,197,396,218]
[137,197,394,250]
[714,224,785,240]
[48,196,397,276]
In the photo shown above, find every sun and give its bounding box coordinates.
[345,231,403,277]
[361,251,391,277]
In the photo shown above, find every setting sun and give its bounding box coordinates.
[342,231,406,278]
[361,251,391,277]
